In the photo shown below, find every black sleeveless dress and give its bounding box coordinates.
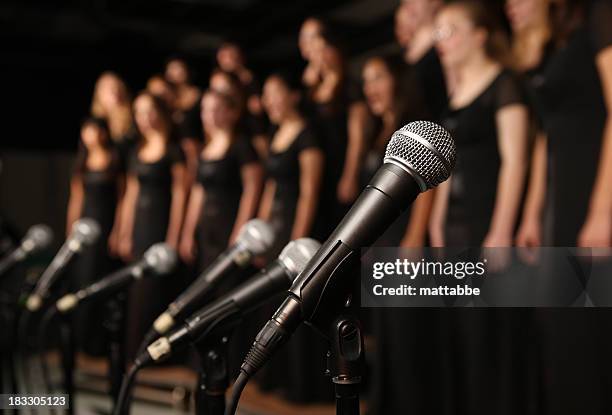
[195,137,258,271]
[256,125,333,403]
[124,144,185,360]
[530,2,612,414]
[442,70,527,246]
[440,70,530,415]
[366,113,451,415]
[72,152,122,356]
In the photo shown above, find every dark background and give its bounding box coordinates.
[2,0,506,151]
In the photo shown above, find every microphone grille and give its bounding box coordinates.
[23,224,54,252]
[71,218,101,245]
[384,121,456,190]
[237,219,275,255]
[144,243,178,275]
[278,238,321,280]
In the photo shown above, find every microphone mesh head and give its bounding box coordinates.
[278,238,321,280]
[237,219,275,255]
[71,218,101,245]
[384,121,456,190]
[23,224,54,252]
[144,243,178,275]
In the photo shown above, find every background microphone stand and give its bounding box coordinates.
[194,332,231,415]
[57,311,75,415]
[105,291,127,403]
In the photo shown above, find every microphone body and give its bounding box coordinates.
[26,218,100,311]
[55,243,177,313]
[152,219,274,334]
[141,238,321,364]
[0,224,53,276]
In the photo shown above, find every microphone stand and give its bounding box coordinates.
[58,314,75,415]
[105,291,127,402]
[327,313,364,415]
[306,263,364,415]
[194,332,231,415]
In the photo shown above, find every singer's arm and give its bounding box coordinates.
[166,163,187,249]
[258,181,276,222]
[401,191,435,247]
[516,132,547,247]
[291,148,324,239]
[484,104,529,247]
[66,175,84,236]
[429,180,450,247]
[578,46,612,247]
[179,184,205,263]
[229,162,264,245]
[109,173,126,256]
[338,101,369,203]
[118,174,139,259]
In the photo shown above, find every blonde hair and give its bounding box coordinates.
[91,71,133,142]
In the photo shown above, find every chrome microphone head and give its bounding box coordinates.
[237,219,275,256]
[71,218,101,246]
[144,243,178,275]
[384,121,457,191]
[278,238,322,280]
[21,224,54,253]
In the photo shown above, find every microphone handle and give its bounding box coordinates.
[290,163,420,322]
[79,264,141,302]
[0,247,24,276]
[158,261,291,357]
[33,243,75,298]
[168,244,244,320]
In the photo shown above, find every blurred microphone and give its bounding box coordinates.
[151,219,275,335]
[239,121,457,379]
[25,218,100,311]
[138,238,321,365]
[0,224,53,276]
[54,243,177,314]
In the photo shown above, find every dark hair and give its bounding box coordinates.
[363,55,429,122]
[74,117,113,175]
[202,88,240,111]
[133,91,174,142]
[164,55,195,84]
[266,71,303,92]
[264,71,305,114]
[550,0,587,47]
[449,0,511,65]
[210,68,247,113]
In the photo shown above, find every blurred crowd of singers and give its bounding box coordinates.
[64,0,612,414]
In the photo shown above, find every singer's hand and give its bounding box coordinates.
[108,228,120,257]
[578,212,612,248]
[118,237,133,262]
[483,231,512,272]
[515,218,542,248]
[179,237,196,264]
[429,223,445,248]
[337,175,359,204]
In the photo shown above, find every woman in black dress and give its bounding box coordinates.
[362,55,447,415]
[209,68,269,160]
[164,57,202,189]
[513,1,612,414]
[179,89,263,270]
[429,3,530,415]
[118,92,187,360]
[394,0,448,122]
[361,55,433,247]
[90,71,135,166]
[66,117,123,356]
[300,23,371,235]
[256,73,330,403]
